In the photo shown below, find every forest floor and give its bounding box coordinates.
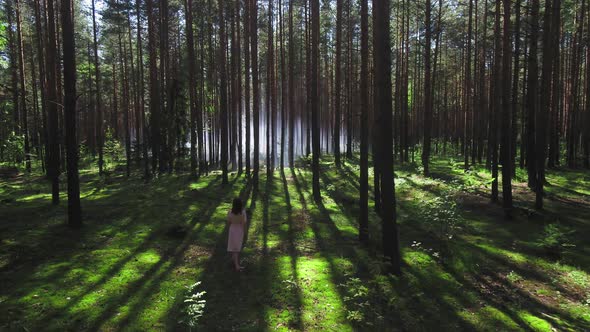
[1,156,590,331]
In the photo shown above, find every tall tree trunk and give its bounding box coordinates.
[548,0,561,168]
[346,1,353,160]
[92,0,104,175]
[245,0,252,175]
[334,0,342,167]
[464,0,473,170]
[358,0,369,245]
[252,0,260,184]
[120,35,131,178]
[279,0,286,170]
[374,0,401,275]
[490,0,501,202]
[137,0,150,180]
[511,0,521,173]
[185,0,197,177]
[288,0,295,167]
[46,0,61,204]
[311,0,321,203]
[33,0,49,176]
[126,14,139,169]
[15,0,30,172]
[236,0,243,174]
[536,0,558,208]
[566,0,585,168]
[220,0,229,184]
[525,0,539,188]
[585,3,590,168]
[422,0,433,176]
[6,0,19,138]
[62,0,81,227]
[267,0,276,175]
[230,2,238,171]
[147,0,160,175]
[305,0,311,157]
[501,0,513,217]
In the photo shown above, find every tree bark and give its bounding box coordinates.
[185,0,198,177]
[374,0,401,275]
[15,0,30,172]
[358,0,369,245]
[220,0,229,184]
[46,0,61,204]
[62,0,82,227]
[147,0,160,175]
[288,0,295,167]
[334,0,343,167]
[501,0,513,216]
[252,0,260,184]
[422,0,433,176]
[311,0,321,202]
[525,0,539,189]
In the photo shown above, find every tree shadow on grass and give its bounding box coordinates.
[170,173,274,330]
[61,175,243,331]
[2,175,222,321]
[1,176,204,328]
[290,168,379,328]
[180,170,305,330]
[311,159,590,331]
[446,238,590,331]
[0,172,233,330]
[278,168,304,330]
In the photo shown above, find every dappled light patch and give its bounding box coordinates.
[2,156,590,330]
[296,257,350,331]
[459,305,521,331]
[517,311,552,331]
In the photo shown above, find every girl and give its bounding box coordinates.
[227,197,247,271]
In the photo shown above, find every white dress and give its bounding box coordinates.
[227,210,246,252]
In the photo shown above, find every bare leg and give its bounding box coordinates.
[232,252,240,271]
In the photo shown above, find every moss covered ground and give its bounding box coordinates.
[1,157,589,331]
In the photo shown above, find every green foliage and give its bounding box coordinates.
[1,155,590,331]
[418,194,464,244]
[534,223,576,257]
[1,131,24,165]
[179,281,207,329]
[566,270,589,288]
[507,271,523,283]
[0,23,8,69]
[102,128,124,171]
[339,277,383,327]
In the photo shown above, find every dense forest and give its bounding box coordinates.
[1,0,589,330]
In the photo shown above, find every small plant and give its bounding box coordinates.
[179,281,207,330]
[418,193,465,246]
[340,277,372,326]
[1,131,24,166]
[535,223,575,258]
[566,270,589,288]
[103,128,124,171]
[507,270,523,283]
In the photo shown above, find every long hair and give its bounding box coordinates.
[231,197,243,215]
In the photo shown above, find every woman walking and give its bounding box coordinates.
[227,197,247,271]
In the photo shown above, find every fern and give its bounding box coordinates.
[179,281,207,330]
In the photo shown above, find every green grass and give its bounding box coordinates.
[1,156,589,331]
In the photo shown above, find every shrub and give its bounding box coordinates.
[179,281,207,330]
[1,131,24,165]
[103,128,124,171]
[535,223,575,258]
